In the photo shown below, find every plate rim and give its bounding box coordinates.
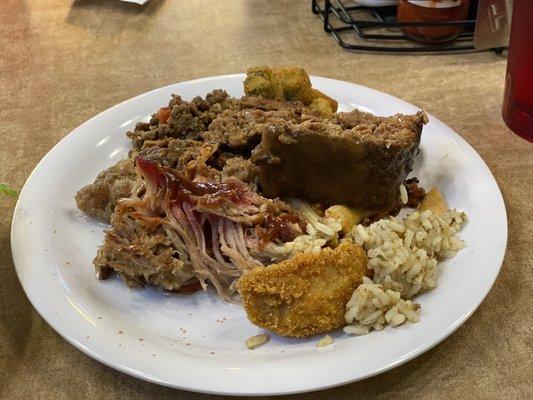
[10,73,508,396]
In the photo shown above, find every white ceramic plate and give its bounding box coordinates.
[11,74,507,396]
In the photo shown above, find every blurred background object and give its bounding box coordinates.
[121,0,150,4]
[354,0,397,5]
[312,0,507,52]
[473,0,512,49]
[502,0,533,142]
[397,0,471,43]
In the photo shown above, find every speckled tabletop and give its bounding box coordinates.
[1,1,532,399]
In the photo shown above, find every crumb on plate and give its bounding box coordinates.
[246,333,270,350]
[317,334,333,347]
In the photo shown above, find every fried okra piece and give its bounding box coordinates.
[301,88,338,113]
[270,66,312,101]
[243,66,284,99]
[308,97,334,118]
[243,66,338,116]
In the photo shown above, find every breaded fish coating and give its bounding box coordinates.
[237,243,367,337]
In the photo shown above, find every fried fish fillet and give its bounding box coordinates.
[237,243,367,337]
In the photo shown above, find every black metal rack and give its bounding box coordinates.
[312,0,505,53]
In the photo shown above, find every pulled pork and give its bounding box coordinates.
[95,156,304,300]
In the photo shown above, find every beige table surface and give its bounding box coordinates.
[1,1,532,399]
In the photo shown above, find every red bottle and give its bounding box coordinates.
[502,0,533,142]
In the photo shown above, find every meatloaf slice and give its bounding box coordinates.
[251,110,427,210]
[75,159,136,222]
